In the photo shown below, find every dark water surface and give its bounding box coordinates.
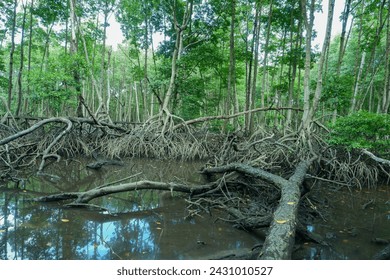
[1,158,389,260]
[294,184,390,260]
[0,158,261,260]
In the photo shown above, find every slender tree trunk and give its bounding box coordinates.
[99,0,110,118]
[351,52,366,113]
[106,48,112,114]
[135,82,140,122]
[276,28,287,128]
[331,0,352,121]
[304,0,335,129]
[382,0,390,113]
[135,50,146,121]
[161,0,193,116]
[25,0,34,114]
[245,4,254,131]
[249,2,262,134]
[90,17,99,112]
[226,0,237,129]
[362,0,387,95]
[72,1,106,120]
[69,0,83,117]
[16,3,27,116]
[7,0,18,110]
[337,0,352,76]
[143,14,149,120]
[300,0,315,129]
[128,83,133,122]
[347,3,364,116]
[260,0,274,109]
[162,36,179,113]
[286,6,301,129]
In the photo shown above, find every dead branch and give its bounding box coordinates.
[34,180,216,205]
[173,107,303,130]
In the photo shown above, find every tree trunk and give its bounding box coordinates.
[16,3,27,116]
[135,82,140,122]
[25,0,34,114]
[106,48,112,115]
[337,0,352,76]
[202,159,315,260]
[7,0,17,110]
[225,0,237,130]
[304,0,335,129]
[300,0,315,129]
[382,1,390,113]
[143,10,150,121]
[286,6,301,129]
[351,52,366,113]
[34,180,214,204]
[69,0,83,117]
[249,3,262,133]
[259,160,313,259]
[260,0,274,110]
[161,0,193,116]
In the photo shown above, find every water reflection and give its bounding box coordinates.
[295,185,390,260]
[0,158,260,260]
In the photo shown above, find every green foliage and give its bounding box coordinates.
[328,111,390,156]
[321,75,354,113]
[34,0,69,25]
[28,52,79,113]
[177,76,206,120]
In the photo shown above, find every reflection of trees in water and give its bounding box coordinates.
[0,187,161,259]
[0,189,62,259]
[0,159,258,260]
[108,218,157,259]
[28,158,204,196]
[0,186,259,259]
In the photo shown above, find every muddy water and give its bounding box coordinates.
[0,158,261,260]
[294,184,390,260]
[1,158,389,260]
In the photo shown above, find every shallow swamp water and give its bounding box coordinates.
[0,158,389,260]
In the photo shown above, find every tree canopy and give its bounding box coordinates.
[0,0,388,136]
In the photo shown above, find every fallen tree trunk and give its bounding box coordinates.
[202,159,315,260]
[259,160,314,260]
[34,180,216,205]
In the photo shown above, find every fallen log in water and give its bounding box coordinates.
[34,180,216,204]
[34,157,315,260]
[202,159,315,260]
